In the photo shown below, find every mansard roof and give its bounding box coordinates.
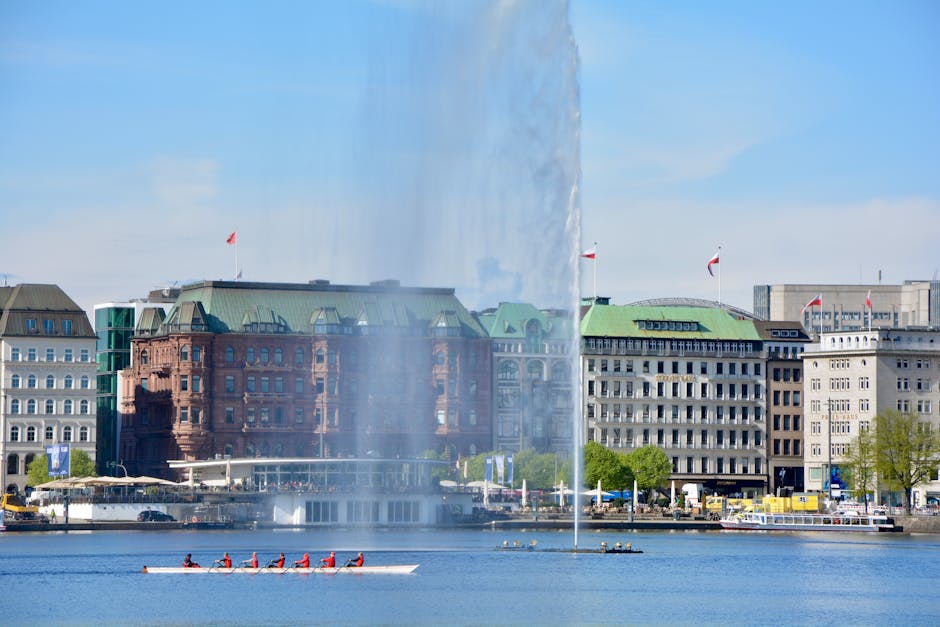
[0,283,95,338]
[154,280,487,338]
[580,302,761,341]
[475,302,573,340]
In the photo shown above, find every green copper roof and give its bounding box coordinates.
[159,280,488,338]
[475,302,574,339]
[580,304,761,340]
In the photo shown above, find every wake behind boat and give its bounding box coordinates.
[143,564,419,574]
[720,510,896,532]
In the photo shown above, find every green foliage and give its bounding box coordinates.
[419,449,453,484]
[27,450,97,487]
[583,441,633,492]
[843,427,877,508]
[874,409,940,514]
[626,446,671,502]
[459,450,569,490]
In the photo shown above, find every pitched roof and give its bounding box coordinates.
[580,303,761,340]
[156,280,488,338]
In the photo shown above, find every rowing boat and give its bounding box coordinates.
[143,564,419,574]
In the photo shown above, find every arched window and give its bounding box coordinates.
[26,426,36,442]
[497,360,519,382]
[7,454,19,476]
[245,443,255,457]
[435,351,445,365]
[11,374,19,388]
[80,375,89,389]
[45,426,54,441]
[294,346,304,365]
[551,361,569,382]
[10,425,20,442]
[64,375,73,389]
[180,345,189,361]
[315,348,324,364]
[274,347,283,364]
[63,426,72,442]
[46,375,55,389]
[79,426,89,441]
[80,399,89,414]
[140,349,149,365]
[11,400,19,414]
[260,348,269,364]
[225,346,235,363]
[45,399,55,414]
[224,443,234,457]
[469,444,477,456]
[24,453,35,471]
[64,399,73,414]
[26,399,36,414]
[274,443,283,457]
[27,374,36,389]
[261,442,270,457]
[527,360,544,381]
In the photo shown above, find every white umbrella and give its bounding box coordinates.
[466,480,506,490]
[439,480,458,488]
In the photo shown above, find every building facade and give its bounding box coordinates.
[1,284,97,492]
[475,303,575,455]
[802,328,940,506]
[754,321,812,494]
[581,299,769,497]
[753,281,940,333]
[119,280,492,479]
[94,289,178,475]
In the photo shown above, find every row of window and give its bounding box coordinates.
[896,377,935,392]
[496,360,569,382]
[589,404,763,424]
[771,414,802,432]
[593,427,764,449]
[772,439,802,456]
[9,347,90,362]
[809,399,870,413]
[584,338,756,356]
[8,374,91,389]
[587,358,762,377]
[8,399,91,414]
[9,424,90,442]
[588,380,765,402]
[21,318,76,336]
[670,456,762,475]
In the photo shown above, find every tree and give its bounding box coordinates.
[419,449,453,484]
[583,441,632,494]
[511,449,560,490]
[843,427,877,512]
[27,450,98,487]
[874,409,940,514]
[626,446,671,505]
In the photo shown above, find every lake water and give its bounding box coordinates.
[2,527,937,626]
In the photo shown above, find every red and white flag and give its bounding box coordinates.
[226,231,237,245]
[706,250,720,276]
[865,290,872,309]
[580,246,596,260]
[801,293,822,314]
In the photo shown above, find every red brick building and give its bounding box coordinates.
[120,280,491,478]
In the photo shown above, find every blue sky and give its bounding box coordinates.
[1,1,937,316]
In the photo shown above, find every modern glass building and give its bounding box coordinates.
[94,291,177,475]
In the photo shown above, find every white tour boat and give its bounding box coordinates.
[720,510,896,532]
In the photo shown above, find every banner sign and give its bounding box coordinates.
[494,455,505,484]
[484,457,493,483]
[507,456,514,486]
[47,444,70,478]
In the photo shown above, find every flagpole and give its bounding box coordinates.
[593,241,598,302]
[717,245,722,306]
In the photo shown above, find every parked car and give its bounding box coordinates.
[137,510,175,522]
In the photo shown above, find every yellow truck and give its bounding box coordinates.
[2,492,43,520]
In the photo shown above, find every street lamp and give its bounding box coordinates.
[108,460,128,477]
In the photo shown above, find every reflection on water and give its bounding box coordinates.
[3,529,938,625]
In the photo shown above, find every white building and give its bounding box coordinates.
[753,280,939,333]
[802,328,940,506]
[1,284,98,492]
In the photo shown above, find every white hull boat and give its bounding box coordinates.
[143,564,419,574]
[720,511,895,532]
